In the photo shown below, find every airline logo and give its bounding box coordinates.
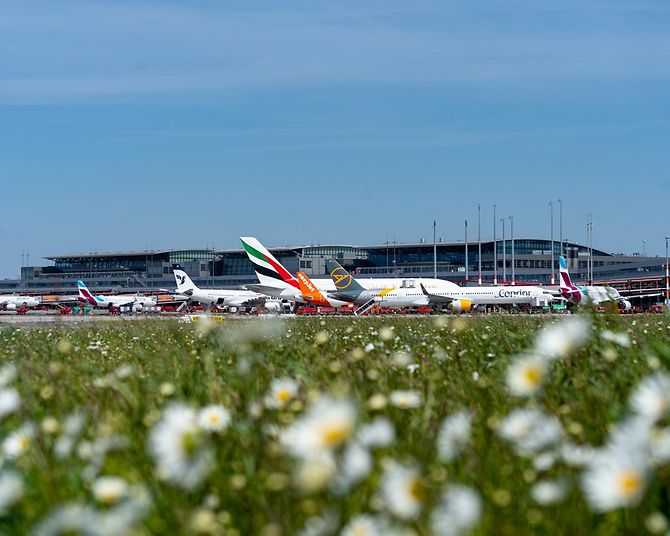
[77,281,103,304]
[176,274,186,286]
[557,257,586,303]
[498,289,531,298]
[241,239,300,289]
[297,272,329,306]
[330,267,353,290]
[297,272,317,294]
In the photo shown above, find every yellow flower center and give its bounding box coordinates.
[208,414,219,425]
[99,490,121,504]
[523,365,542,386]
[352,524,369,536]
[19,437,30,450]
[617,470,643,498]
[277,389,291,403]
[408,478,425,502]
[320,422,352,447]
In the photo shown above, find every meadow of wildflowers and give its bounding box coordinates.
[0,313,669,535]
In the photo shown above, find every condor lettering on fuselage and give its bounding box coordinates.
[498,289,532,298]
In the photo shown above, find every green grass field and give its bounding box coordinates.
[0,314,669,535]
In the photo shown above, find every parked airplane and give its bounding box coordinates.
[557,256,660,310]
[0,294,40,311]
[239,236,457,300]
[295,272,352,309]
[77,281,156,311]
[172,264,264,308]
[326,259,553,312]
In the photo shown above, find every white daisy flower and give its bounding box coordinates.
[281,397,357,458]
[0,363,17,388]
[341,514,385,536]
[92,476,128,505]
[265,378,299,409]
[560,442,598,467]
[649,427,670,464]
[296,509,339,536]
[629,372,670,422]
[0,388,20,420]
[532,452,557,472]
[389,390,422,409]
[506,355,548,397]
[198,405,231,433]
[98,485,151,534]
[534,317,590,359]
[149,403,214,490]
[380,464,424,520]
[295,453,336,494]
[601,330,631,348]
[0,470,23,513]
[497,408,563,455]
[357,418,395,449]
[3,423,35,460]
[54,411,88,459]
[581,448,649,512]
[531,479,569,505]
[32,504,99,536]
[331,442,372,495]
[430,484,482,536]
[437,410,472,462]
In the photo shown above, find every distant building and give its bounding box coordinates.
[2,238,666,294]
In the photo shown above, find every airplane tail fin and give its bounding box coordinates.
[77,280,97,305]
[240,237,299,290]
[558,256,573,289]
[172,264,198,293]
[296,272,327,305]
[326,258,365,294]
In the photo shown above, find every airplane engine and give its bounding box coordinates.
[265,301,281,313]
[132,303,143,313]
[620,300,632,311]
[449,299,472,313]
[215,298,226,305]
[5,303,16,311]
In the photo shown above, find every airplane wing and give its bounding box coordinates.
[419,284,454,304]
[622,292,664,300]
[245,284,284,295]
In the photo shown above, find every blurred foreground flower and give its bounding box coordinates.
[430,484,482,536]
[506,355,548,397]
[534,316,590,359]
[149,403,214,490]
[389,390,422,409]
[498,408,563,456]
[437,410,472,462]
[581,448,649,512]
[381,463,424,520]
[281,397,357,458]
[629,372,670,422]
[0,470,23,514]
[265,378,299,409]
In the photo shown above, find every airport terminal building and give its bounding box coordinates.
[3,238,666,295]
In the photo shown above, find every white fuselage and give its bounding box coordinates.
[186,288,264,307]
[372,285,552,308]
[86,294,156,309]
[0,295,40,309]
[258,277,455,304]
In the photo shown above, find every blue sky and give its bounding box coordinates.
[1,0,669,278]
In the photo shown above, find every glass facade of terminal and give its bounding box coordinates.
[19,238,653,293]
